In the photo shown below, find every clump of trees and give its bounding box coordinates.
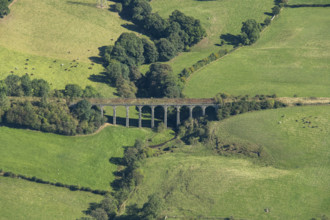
[139,63,182,98]
[240,19,262,45]
[215,93,286,120]
[0,74,104,135]
[102,0,206,98]
[0,0,11,18]
[178,117,210,145]
[1,99,104,135]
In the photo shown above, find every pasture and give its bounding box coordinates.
[127,106,330,219]
[0,0,134,96]
[0,177,102,220]
[150,0,274,74]
[184,7,330,97]
[0,126,174,190]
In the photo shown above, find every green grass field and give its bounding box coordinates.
[0,126,174,190]
[0,0,134,96]
[127,106,330,219]
[150,0,274,75]
[0,177,102,220]
[184,7,330,98]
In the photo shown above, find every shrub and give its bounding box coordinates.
[114,3,122,13]
[264,17,271,26]
[272,5,281,15]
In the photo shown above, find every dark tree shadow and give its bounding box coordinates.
[83,202,101,215]
[121,24,146,36]
[66,1,95,8]
[264,12,273,16]
[88,72,108,84]
[88,46,108,66]
[109,157,126,166]
[220,33,241,46]
[285,4,330,8]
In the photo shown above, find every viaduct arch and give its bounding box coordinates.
[84,98,219,128]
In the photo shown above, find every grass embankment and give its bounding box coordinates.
[150,0,273,75]
[0,0,134,96]
[0,126,174,190]
[127,106,330,219]
[0,177,102,220]
[184,7,330,98]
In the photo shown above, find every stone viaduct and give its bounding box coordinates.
[86,98,219,128]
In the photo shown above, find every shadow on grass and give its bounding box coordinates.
[264,12,273,16]
[88,72,108,84]
[220,33,241,46]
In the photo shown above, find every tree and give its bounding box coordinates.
[240,19,261,45]
[31,79,50,97]
[100,196,118,218]
[169,10,206,46]
[114,3,122,13]
[140,194,164,220]
[111,33,145,66]
[105,59,130,85]
[143,63,181,98]
[0,80,7,95]
[0,0,10,18]
[131,0,152,24]
[264,17,271,26]
[64,84,83,98]
[272,5,281,15]
[72,99,93,121]
[90,208,108,220]
[116,79,137,98]
[5,75,23,96]
[156,38,177,61]
[20,74,32,96]
[82,86,100,98]
[142,38,159,63]
[143,13,169,39]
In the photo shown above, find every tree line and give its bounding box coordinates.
[80,139,164,220]
[0,74,104,135]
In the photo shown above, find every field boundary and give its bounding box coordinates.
[0,170,109,195]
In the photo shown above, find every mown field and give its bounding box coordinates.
[127,106,330,219]
[184,7,330,98]
[150,0,274,75]
[0,126,174,190]
[0,177,102,220]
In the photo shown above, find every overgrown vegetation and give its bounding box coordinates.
[0,74,104,135]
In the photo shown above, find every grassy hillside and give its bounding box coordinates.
[0,0,128,61]
[0,177,102,220]
[0,0,133,96]
[184,7,330,97]
[127,106,330,219]
[0,126,174,190]
[150,0,274,74]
